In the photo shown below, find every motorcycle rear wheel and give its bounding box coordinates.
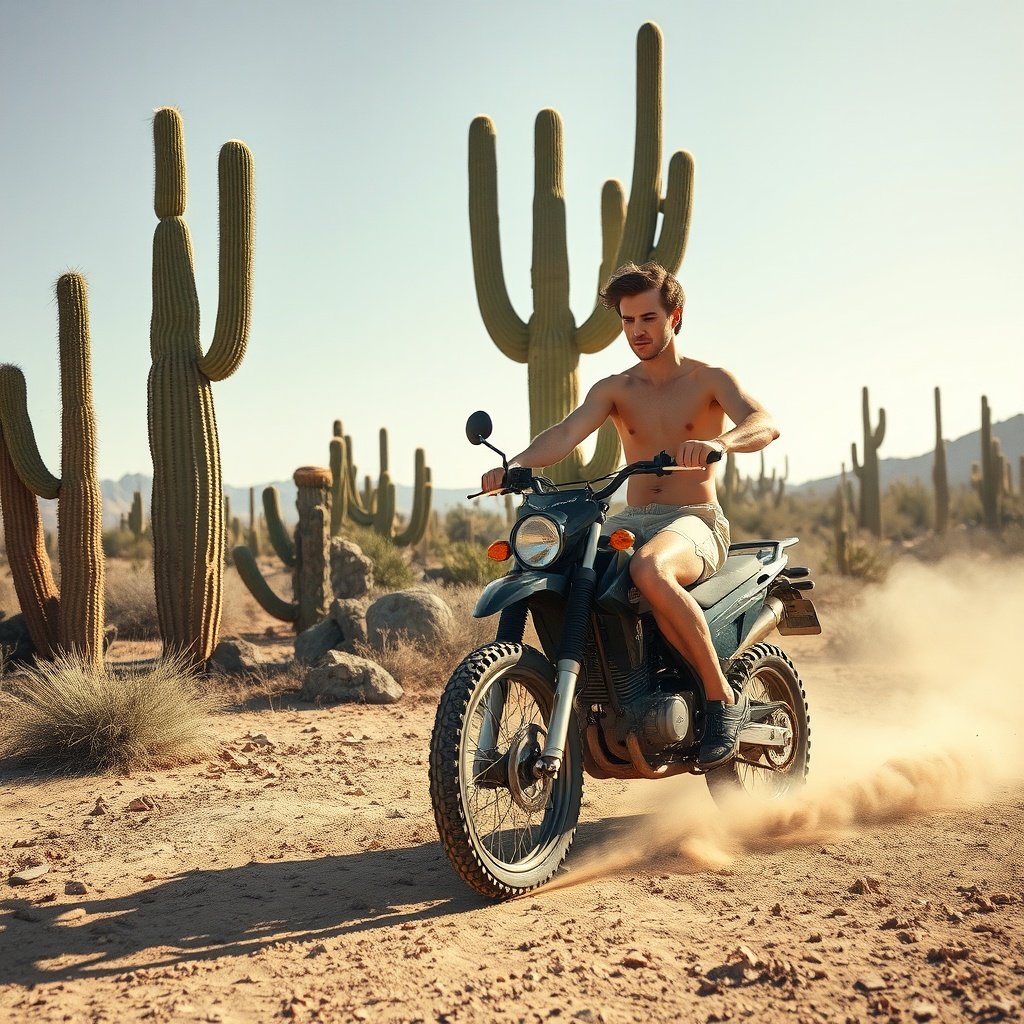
[429,642,583,900]
[706,642,810,802]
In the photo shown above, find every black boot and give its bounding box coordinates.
[698,690,751,768]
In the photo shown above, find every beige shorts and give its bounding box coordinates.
[603,502,731,584]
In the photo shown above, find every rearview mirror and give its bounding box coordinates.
[465,411,493,446]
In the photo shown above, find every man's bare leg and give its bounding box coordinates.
[628,532,734,703]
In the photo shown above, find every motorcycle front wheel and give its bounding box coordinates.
[429,642,583,900]
[706,642,811,803]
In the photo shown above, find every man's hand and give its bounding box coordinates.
[481,464,511,494]
[674,438,726,469]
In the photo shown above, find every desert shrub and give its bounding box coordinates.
[104,560,160,640]
[0,652,222,771]
[826,530,891,582]
[441,541,507,586]
[340,525,417,590]
[352,582,496,698]
[883,480,933,538]
[444,505,507,544]
[102,528,153,561]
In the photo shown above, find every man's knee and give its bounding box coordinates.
[630,544,702,592]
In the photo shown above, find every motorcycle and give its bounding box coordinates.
[429,412,821,900]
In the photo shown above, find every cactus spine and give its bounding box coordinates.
[851,387,885,538]
[0,273,105,668]
[932,387,949,535]
[469,22,693,483]
[147,107,253,666]
[234,467,332,632]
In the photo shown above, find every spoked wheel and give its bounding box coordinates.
[429,643,583,900]
[707,643,810,803]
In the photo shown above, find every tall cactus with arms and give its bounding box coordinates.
[851,386,885,538]
[148,107,254,666]
[469,21,693,482]
[0,273,105,668]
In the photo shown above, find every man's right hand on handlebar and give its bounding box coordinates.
[481,464,515,494]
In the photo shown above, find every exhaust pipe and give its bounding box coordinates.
[730,596,785,661]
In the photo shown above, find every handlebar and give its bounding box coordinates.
[468,448,722,500]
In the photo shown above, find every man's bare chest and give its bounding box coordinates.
[612,380,724,446]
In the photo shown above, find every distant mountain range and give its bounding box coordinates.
[788,413,1024,496]
[33,414,1024,531]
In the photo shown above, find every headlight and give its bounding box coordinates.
[512,514,562,568]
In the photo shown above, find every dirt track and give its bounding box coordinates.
[2,560,1023,1023]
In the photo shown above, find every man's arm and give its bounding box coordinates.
[481,378,616,491]
[675,368,780,468]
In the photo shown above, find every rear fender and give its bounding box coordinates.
[474,571,569,618]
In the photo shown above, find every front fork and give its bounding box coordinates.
[535,522,602,779]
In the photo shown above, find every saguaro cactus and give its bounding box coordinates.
[932,387,949,535]
[128,490,145,539]
[0,273,105,668]
[977,396,1001,531]
[469,22,693,483]
[333,422,432,547]
[851,387,885,538]
[147,107,254,666]
[834,464,852,576]
[234,466,332,633]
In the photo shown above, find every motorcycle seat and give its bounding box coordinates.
[686,554,764,610]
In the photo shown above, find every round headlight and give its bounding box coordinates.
[512,515,562,568]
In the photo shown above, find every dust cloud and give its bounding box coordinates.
[547,556,1024,890]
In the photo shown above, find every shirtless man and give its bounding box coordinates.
[481,261,780,768]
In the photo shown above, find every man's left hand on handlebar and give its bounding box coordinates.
[674,438,726,469]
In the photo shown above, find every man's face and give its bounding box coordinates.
[618,288,680,361]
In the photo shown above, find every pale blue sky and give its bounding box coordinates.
[1,1,1021,491]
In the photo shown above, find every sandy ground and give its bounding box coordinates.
[2,559,1023,1023]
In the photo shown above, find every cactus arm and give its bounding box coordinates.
[850,442,863,478]
[54,273,105,666]
[577,421,622,479]
[329,437,347,536]
[650,149,695,270]
[577,179,628,354]
[615,22,664,264]
[0,433,60,658]
[873,407,886,447]
[198,140,255,382]
[468,115,529,363]
[532,109,572,336]
[373,472,396,537]
[263,486,296,567]
[232,546,298,622]
[394,450,433,547]
[0,366,61,499]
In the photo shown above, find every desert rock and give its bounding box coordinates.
[301,650,403,704]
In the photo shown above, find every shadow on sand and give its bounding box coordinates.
[1,814,638,987]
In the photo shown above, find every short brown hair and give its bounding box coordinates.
[599,262,685,335]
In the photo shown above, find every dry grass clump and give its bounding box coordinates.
[353,582,498,698]
[104,560,160,639]
[0,652,223,772]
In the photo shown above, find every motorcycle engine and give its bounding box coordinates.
[640,692,694,750]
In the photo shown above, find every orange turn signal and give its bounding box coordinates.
[608,529,635,551]
[487,540,512,561]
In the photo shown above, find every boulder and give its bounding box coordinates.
[301,650,403,704]
[366,590,454,649]
[329,598,369,648]
[209,636,265,675]
[330,537,373,599]
[294,617,344,664]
